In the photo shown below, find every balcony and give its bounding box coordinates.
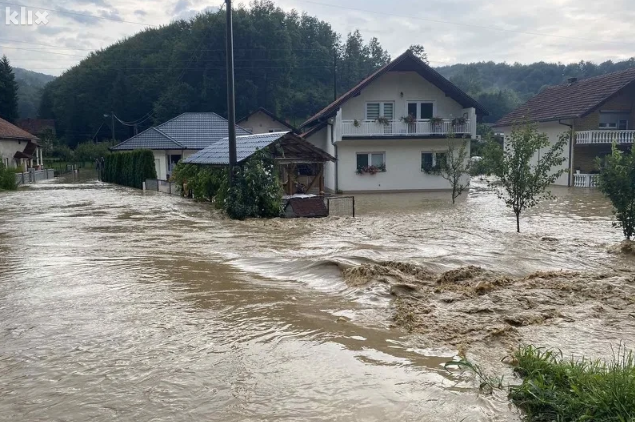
[341,119,473,138]
[573,173,600,188]
[576,130,635,144]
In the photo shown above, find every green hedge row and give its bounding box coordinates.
[103,150,157,189]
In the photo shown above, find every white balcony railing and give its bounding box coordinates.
[341,119,472,137]
[573,173,600,188]
[576,130,635,144]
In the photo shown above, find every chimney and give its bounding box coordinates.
[568,77,578,84]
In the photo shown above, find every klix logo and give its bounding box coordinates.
[5,6,49,26]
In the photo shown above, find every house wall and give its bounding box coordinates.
[575,87,635,130]
[336,138,470,192]
[341,72,466,123]
[0,139,23,168]
[498,122,571,186]
[304,125,336,192]
[238,111,289,134]
[152,150,195,180]
[573,144,612,173]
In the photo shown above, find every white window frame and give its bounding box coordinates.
[365,102,395,121]
[420,151,447,172]
[406,100,436,120]
[356,151,386,171]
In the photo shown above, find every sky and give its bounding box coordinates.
[1,0,634,76]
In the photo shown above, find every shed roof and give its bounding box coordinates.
[300,50,488,130]
[183,132,335,165]
[112,112,251,151]
[0,117,38,141]
[494,67,635,127]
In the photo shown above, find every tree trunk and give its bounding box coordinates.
[516,212,520,233]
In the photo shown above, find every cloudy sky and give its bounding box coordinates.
[1,0,634,76]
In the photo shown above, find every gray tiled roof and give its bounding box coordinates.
[111,127,183,150]
[111,112,251,151]
[184,132,290,165]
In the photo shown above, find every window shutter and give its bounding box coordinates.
[383,103,394,119]
[366,103,380,120]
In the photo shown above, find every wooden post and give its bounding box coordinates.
[318,163,324,194]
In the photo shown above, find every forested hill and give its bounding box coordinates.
[35,0,635,146]
[14,68,55,119]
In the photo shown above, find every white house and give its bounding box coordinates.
[299,50,487,193]
[0,117,43,171]
[237,107,295,134]
[111,112,251,180]
[494,68,635,188]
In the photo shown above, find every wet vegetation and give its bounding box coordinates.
[0,163,18,191]
[102,150,157,189]
[598,144,635,240]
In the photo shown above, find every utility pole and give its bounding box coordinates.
[225,0,237,185]
[111,111,115,141]
[333,51,337,101]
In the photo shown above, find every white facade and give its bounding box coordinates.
[238,110,291,135]
[152,150,196,181]
[496,122,572,187]
[304,70,477,193]
[0,139,43,171]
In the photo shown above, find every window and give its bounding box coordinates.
[366,102,394,120]
[407,102,435,120]
[421,152,446,172]
[619,120,628,130]
[356,152,386,171]
[599,111,629,130]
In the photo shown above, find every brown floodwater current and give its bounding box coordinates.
[1,173,633,421]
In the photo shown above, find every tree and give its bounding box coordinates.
[408,44,428,64]
[450,64,482,96]
[490,123,568,233]
[0,55,19,123]
[436,134,470,204]
[597,143,635,240]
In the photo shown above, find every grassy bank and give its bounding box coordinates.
[508,345,635,421]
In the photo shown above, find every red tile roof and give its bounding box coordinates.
[300,50,488,130]
[16,118,55,136]
[494,67,635,127]
[0,117,38,141]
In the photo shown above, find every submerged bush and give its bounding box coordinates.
[0,162,18,191]
[598,144,635,240]
[171,163,224,201]
[102,150,156,189]
[509,345,635,421]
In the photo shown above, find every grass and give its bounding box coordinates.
[446,345,635,421]
[509,345,635,422]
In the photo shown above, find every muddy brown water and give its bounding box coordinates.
[0,173,633,421]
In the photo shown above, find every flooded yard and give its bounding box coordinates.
[0,174,633,421]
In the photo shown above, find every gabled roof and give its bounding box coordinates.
[0,117,38,141]
[238,107,296,132]
[494,67,635,127]
[183,132,335,166]
[111,112,251,151]
[16,119,55,136]
[300,50,488,130]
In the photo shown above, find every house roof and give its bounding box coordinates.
[0,117,38,141]
[238,107,296,132]
[300,50,488,130]
[494,67,635,127]
[16,119,55,136]
[111,112,251,151]
[183,132,335,166]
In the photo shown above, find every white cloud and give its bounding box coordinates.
[0,0,633,76]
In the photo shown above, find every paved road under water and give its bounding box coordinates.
[0,173,630,421]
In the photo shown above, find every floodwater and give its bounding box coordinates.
[0,173,632,421]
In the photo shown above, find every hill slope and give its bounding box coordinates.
[14,68,56,119]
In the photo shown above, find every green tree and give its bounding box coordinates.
[490,123,568,233]
[408,44,428,64]
[450,64,482,96]
[597,143,635,240]
[0,162,18,191]
[0,55,19,122]
[436,134,470,204]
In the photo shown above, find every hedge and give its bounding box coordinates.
[102,150,157,188]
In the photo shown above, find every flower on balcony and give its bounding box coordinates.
[353,119,361,127]
[430,116,444,126]
[451,116,466,127]
[376,116,391,126]
[356,164,386,175]
[400,114,417,124]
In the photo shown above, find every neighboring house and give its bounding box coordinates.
[111,112,251,180]
[0,117,43,171]
[494,68,635,188]
[299,50,487,193]
[237,107,296,134]
[16,119,56,138]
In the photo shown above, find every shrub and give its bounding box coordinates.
[74,141,112,163]
[0,162,18,191]
[102,150,157,188]
[171,163,225,201]
[597,144,635,240]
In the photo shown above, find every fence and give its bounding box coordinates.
[573,173,600,188]
[15,169,55,186]
[324,195,356,217]
[145,179,180,196]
